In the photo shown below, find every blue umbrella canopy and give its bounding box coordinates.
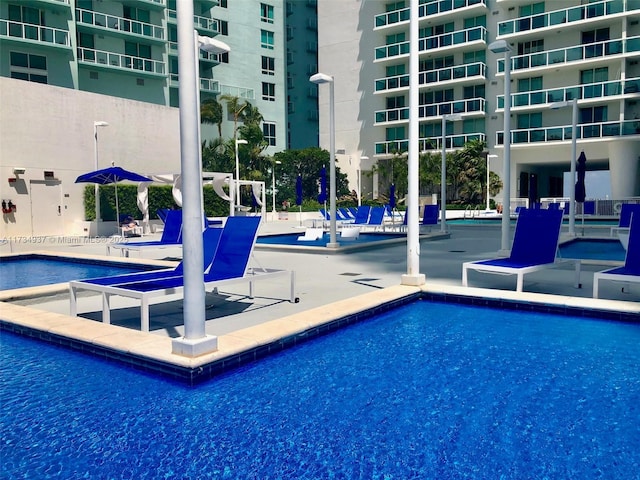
[317,166,327,204]
[76,166,151,224]
[575,151,587,203]
[389,183,396,210]
[296,174,303,206]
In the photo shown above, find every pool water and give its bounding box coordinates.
[558,238,626,261]
[2,301,639,478]
[0,256,160,290]
[257,232,405,247]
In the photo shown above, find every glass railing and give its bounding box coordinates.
[374,62,486,92]
[375,140,409,155]
[375,41,410,60]
[497,36,640,73]
[168,41,221,62]
[498,0,627,36]
[0,19,70,47]
[167,9,219,34]
[419,98,485,118]
[375,73,410,92]
[77,47,165,75]
[374,6,410,28]
[496,120,640,145]
[496,78,640,108]
[219,84,255,100]
[374,0,486,28]
[418,26,486,52]
[168,75,220,93]
[375,107,410,124]
[75,8,164,40]
[375,132,487,155]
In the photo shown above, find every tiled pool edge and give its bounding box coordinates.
[1,284,638,385]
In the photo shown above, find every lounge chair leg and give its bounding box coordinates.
[102,293,111,325]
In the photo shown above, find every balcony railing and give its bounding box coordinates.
[498,0,627,37]
[498,36,640,74]
[167,9,219,34]
[375,62,486,93]
[0,19,70,47]
[374,132,486,155]
[77,47,165,75]
[418,26,487,52]
[168,41,221,63]
[75,8,164,40]
[496,120,640,145]
[218,84,255,100]
[419,98,485,118]
[374,0,486,28]
[169,74,220,93]
[375,40,410,60]
[497,78,640,109]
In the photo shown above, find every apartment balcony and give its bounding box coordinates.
[374,0,487,30]
[168,41,221,65]
[496,120,640,146]
[0,19,71,49]
[375,98,485,125]
[496,78,640,110]
[169,74,220,94]
[77,47,165,76]
[418,26,487,54]
[167,9,219,36]
[374,132,486,155]
[498,0,631,39]
[374,62,486,94]
[218,83,255,100]
[22,0,71,10]
[497,36,640,77]
[125,0,167,9]
[75,8,165,42]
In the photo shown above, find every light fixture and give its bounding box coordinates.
[13,168,26,175]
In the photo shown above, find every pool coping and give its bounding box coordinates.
[2,282,638,385]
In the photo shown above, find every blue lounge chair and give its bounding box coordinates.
[107,209,183,256]
[70,216,297,332]
[593,215,640,299]
[352,205,371,225]
[361,206,385,231]
[462,209,572,292]
[611,204,640,237]
[422,205,439,230]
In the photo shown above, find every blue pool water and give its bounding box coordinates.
[559,238,627,261]
[257,232,405,247]
[2,301,639,479]
[0,256,160,290]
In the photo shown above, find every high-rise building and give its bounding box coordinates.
[317,0,640,205]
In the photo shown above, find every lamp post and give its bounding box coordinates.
[271,160,281,213]
[93,121,109,222]
[549,98,578,236]
[309,72,338,247]
[235,138,248,208]
[489,39,513,253]
[359,156,368,207]
[441,113,462,233]
[487,154,498,211]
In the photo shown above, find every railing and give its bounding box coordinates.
[374,0,486,28]
[497,36,640,74]
[168,41,221,63]
[375,98,485,124]
[375,62,486,93]
[496,119,640,145]
[418,26,487,52]
[218,84,255,100]
[497,78,640,108]
[75,8,164,40]
[375,41,410,60]
[498,0,628,37]
[0,19,70,47]
[169,74,220,93]
[167,9,219,34]
[540,197,640,217]
[374,132,486,155]
[77,47,165,75]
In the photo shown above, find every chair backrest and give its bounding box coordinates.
[367,206,385,225]
[156,208,170,222]
[353,205,371,224]
[339,208,354,220]
[174,227,222,275]
[422,205,439,225]
[624,214,640,274]
[319,208,330,220]
[582,200,596,215]
[548,202,560,210]
[348,207,359,217]
[618,204,640,228]
[509,208,563,264]
[205,216,261,281]
[159,209,183,243]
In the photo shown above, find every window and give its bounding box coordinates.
[125,42,151,59]
[517,39,544,55]
[385,1,405,12]
[386,96,405,109]
[123,6,150,23]
[463,15,486,29]
[263,122,276,146]
[386,32,405,45]
[219,0,227,7]
[420,56,454,71]
[219,20,228,36]
[517,112,542,129]
[8,4,44,25]
[261,30,274,49]
[386,64,406,76]
[385,126,405,141]
[581,106,607,123]
[519,2,544,17]
[463,50,485,64]
[581,67,608,85]
[262,82,275,101]
[518,76,543,92]
[262,56,275,75]
[10,51,47,84]
[218,52,229,64]
[463,85,484,99]
[261,3,274,24]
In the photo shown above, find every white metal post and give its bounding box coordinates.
[93,121,108,223]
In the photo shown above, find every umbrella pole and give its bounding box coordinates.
[115,183,120,236]
[299,205,302,227]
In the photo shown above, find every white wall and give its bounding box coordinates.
[0,77,181,237]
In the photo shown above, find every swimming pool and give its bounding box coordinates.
[0,254,162,290]
[2,300,638,478]
[559,238,626,262]
[255,231,413,253]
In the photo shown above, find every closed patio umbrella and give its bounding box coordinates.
[575,151,587,232]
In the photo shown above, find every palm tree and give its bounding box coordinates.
[240,102,263,126]
[220,94,247,138]
[200,98,223,137]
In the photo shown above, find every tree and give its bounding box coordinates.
[200,98,223,137]
[448,139,488,204]
[240,102,263,126]
[220,94,247,138]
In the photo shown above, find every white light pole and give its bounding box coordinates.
[487,154,498,211]
[93,121,109,222]
[310,72,338,248]
[441,113,462,233]
[235,138,248,208]
[359,156,368,207]
[549,98,578,236]
[271,160,281,213]
[489,39,513,253]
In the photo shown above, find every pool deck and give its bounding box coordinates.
[2,219,638,383]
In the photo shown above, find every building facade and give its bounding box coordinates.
[317,0,640,206]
